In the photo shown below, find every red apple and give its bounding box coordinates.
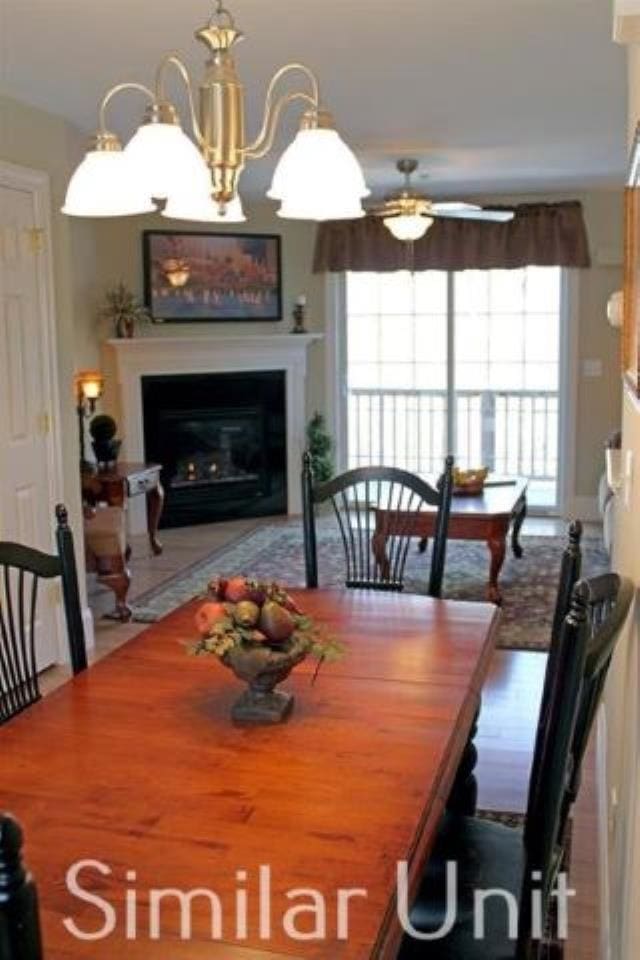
[195,601,229,637]
[224,576,252,604]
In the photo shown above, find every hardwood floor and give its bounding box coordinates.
[40,515,601,956]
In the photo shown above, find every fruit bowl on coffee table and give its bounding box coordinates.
[191,577,343,726]
[452,466,489,496]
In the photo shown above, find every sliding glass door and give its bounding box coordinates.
[345,266,564,512]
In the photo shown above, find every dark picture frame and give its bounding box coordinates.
[623,123,640,398]
[143,230,283,323]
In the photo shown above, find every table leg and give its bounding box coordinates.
[147,481,164,556]
[511,493,527,559]
[447,702,480,815]
[487,534,507,605]
[372,531,391,580]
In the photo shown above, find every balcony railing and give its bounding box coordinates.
[348,388,559,481]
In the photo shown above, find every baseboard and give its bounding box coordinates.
[596,707,612,960]
[565,495,601,524]
[82,604,96,651]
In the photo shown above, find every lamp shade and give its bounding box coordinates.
[62,151,156,217]
[383,214,433,242]
[268,128,369,221]
[162,190,247,223]
[124,123,210,201]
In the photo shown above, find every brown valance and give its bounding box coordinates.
[313,201,591,273]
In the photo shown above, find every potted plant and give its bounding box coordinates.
[89,414,122,468]
[191,577,343,725]
[100,282,150,338]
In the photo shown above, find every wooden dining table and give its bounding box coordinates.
[0,589,499,959]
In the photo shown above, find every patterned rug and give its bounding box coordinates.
[129,520,608,651]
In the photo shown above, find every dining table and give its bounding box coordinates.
[0,588,499,959]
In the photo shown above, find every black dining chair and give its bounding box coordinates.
[399,570,633,960]
[302,453,454,597]
[0,813,44,959]
[0,504,87,725]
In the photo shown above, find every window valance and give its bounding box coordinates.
[313,200,591,273]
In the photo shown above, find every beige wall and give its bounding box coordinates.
[0,94,97,608]
[89,206,327,420]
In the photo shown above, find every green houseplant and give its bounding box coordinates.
[100,282,150,339]
[89,414,121,467]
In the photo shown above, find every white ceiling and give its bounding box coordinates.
[0,0,628,199]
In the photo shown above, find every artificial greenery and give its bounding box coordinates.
[306,411,334,482]
[100,282,150,338]
[89,414,117,442]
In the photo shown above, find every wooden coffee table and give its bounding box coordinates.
[373,478,528,604]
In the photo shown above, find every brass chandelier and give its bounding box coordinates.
[63,1,369,222]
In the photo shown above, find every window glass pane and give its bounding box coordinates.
[379,272,414,314]
[525,313,559,363]
[525,267,560,312]
[415,315,446,364]
[456,271,490,314]
[490,270,525,313]
[455,313,489,363]
[380,315,414,363]
[414,272,447,312]
[347,315,379,364]
[347,272,379,314]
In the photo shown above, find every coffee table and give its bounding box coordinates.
[373,478,528,604]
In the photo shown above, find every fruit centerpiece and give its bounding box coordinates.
[452,466,489,495]
[191,577,342,725]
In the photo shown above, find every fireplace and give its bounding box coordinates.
[142,371,286,527]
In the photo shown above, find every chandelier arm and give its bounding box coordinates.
[244,62,320,157]
[154,54,205,146]
[98,82,156,133]
[244,91,317,160]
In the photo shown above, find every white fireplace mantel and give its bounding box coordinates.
[106,334,322,531]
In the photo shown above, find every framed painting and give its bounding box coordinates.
[623,123,640,397]
[143,231,283,322]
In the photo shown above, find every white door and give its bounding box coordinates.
[0,167,62,668]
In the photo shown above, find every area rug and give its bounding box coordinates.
[129,521,608,651]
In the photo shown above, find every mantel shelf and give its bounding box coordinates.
[107,333,323,349]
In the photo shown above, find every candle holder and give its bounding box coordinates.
[291,297,308,334]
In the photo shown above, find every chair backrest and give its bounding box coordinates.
[525,521,583,821]
[0,505,87,725]
[520,571,633,947]
[302,454,454,596]
[0,813,44,959]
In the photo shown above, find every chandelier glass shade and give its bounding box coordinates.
[162,191,247,223]
[383,213,433,241]
[62,149,156,218]
[124,122,211,202]
[61,2,368,223]
[268,128,369,220]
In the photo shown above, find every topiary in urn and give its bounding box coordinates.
[191,577,343,725]
[89,414,122,467]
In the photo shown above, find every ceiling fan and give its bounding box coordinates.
[370,159,515,241]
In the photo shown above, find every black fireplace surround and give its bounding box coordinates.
[142,371,287,528]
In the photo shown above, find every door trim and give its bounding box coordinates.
[0,160,67,657]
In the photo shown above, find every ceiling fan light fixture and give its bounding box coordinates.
[383,214,433,242]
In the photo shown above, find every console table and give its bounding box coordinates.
[81,461,165,556]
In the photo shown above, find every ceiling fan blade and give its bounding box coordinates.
[432,208,514,222]
[431,201,481,213]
